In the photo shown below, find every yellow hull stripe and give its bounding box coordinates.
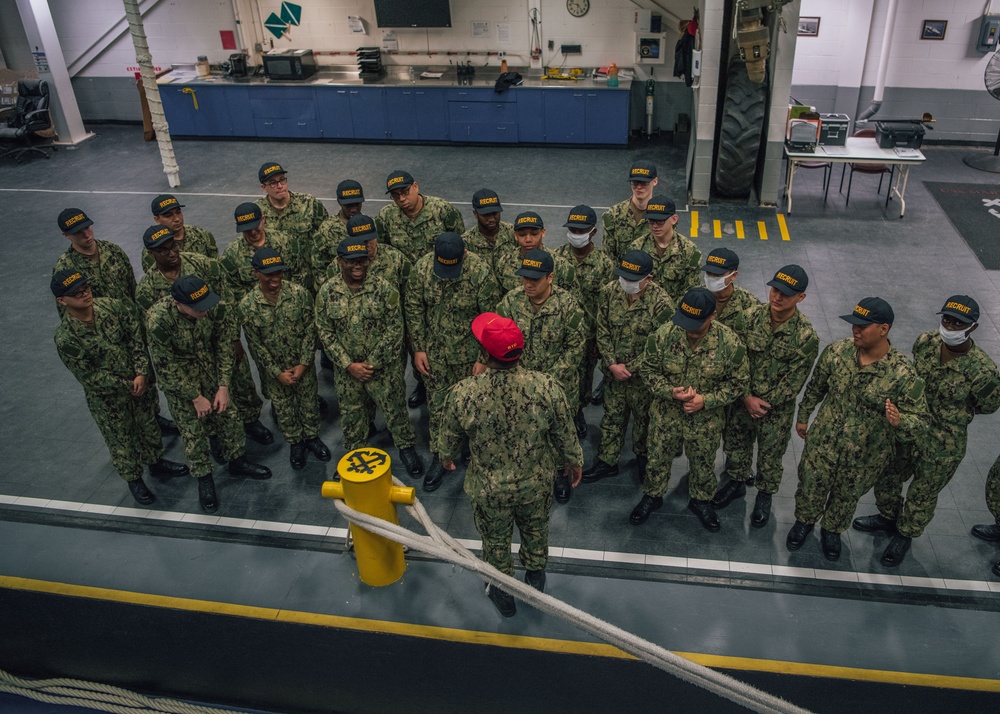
[1,575,998,692]
[690,210,698,237]
[777,213,791,241]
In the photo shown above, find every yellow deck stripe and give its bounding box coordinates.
[2,575,998,692]
[735,221,745,239]
[713,220,722,238]
[690,210,698,238]
[758,221,768,241]
[777,213,791,241]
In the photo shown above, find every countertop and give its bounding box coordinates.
[157,66,632,91]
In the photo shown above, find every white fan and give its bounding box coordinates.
[964,52,1000,173]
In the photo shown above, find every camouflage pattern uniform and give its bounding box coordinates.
[595,280,674,465]
[142,252,262,426]
[367,243,413,298]
[724,304,819,493]
[987,455,1000,524]
[601,199,650,263]
[375,196,465,265]
[497,286,588,412]
[311,214,349,289]
[219,229,309,300]
[554,244,617,407]
[54,297,162,482]
[462,222,518,287]
[631,233,702,304]
[496,248,580,300]
[314,274,416,451]
[240,281,321,444]
[439,365,583,576]
[794,340,928,533]
[146,297,246,477]
[404,251,500,456]
[141,225,218,272]
[53,239,136,315]
[257,191,329,292]
[873,331,1000,536]
[641,321,749,501]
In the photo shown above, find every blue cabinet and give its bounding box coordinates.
[316,88,354,139]
[348,88,388,140]
[385,88,448,141]
[543,91,586,143]
[250,87,320,138]
[515,90,545,142]
[448,93,518,143]
[584,91,629,144]
[159,84,253,137]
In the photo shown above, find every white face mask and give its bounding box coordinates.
[619,276,642,295]
[567,229,592,248]
[940,324,973,347]
[704,271,734,293]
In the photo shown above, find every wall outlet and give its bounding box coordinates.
[548,39,554,50]
[561,43,582,54]
[498,51,505,59]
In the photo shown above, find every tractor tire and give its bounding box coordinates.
[715,58,768,198]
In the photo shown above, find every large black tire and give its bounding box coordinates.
[714,58,768,198]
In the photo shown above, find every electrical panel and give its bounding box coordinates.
[977,15,1000,53]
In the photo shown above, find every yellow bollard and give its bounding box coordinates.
[321,448,415,586]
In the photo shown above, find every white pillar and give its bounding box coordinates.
[14,0,91,145]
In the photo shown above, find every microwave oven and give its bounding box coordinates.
[262,49,317,80]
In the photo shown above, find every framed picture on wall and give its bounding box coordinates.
[797,17,820,37]
[921,20,947,40]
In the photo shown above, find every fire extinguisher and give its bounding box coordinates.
[645,75,655,137]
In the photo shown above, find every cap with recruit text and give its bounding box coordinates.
[258,162,287,184]
[434,232,465,280]
[938,295,979,324]
[515,248,554,279]
[338,235,370,260]
[471,312,524,362]
[616,250,653,280]
[171,275,220,312]
[472,188,503,214]
[336,179,365,205]
[50,269,89,298]
[514,211,544,230]
[346,214,378,240]
[673,287,717,331]
[702,247,739,275]
[234,202,263,232]
[58,208,94,235]
[143,225,174,249]
[251,246,286,274]
[840,297,894,325]
[644,196,676,220]
[563,205,597,230]
[767,264,808,295]
[151,194,185,216]
[629,160,657,183]
[385,170,415,194]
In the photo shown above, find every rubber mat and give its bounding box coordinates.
[925,181,1000,270]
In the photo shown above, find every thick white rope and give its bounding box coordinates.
[333,482,814,714]
[0,668,249,714]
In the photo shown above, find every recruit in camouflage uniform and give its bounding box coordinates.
[637,288,749,529]
[462,189,519,288]
[632,196,702,304]
[438,314,583,591]
[496,211,581,300]
[982,456,1000,530]
[256,161,329,292]
[717,266,819,526]
[495,252,588,411]
[590,252,674,477]
[240,248,326,465]
[867,299,1000,546]
[405,236,500,478]
[53,210,137,315]
[600,160,658,262]
[141,193,218,272]
[314,235,419,463]
[376,170,465,265]
[53,288,181,497]
[553,205,617,413]
[221,203,310,299]
[312,179,367,290]
[793,299,928,544]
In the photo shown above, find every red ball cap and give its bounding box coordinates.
[471,312,524,362]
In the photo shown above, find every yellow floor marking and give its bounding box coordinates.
[758,221,768,241]
[713,220,722,238]
[735,221,745,239]
[690,211,698,238]
[777,213,791,241]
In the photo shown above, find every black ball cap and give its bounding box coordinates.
[338,235,370,260]
[840,297,894,325]
[767,265,809,295]
[434,232,465,279]
[235,202,263,231]
[564,205,597,229]
[938,295,979,324]
[258,162,286,184]
[171,275,220,312]
[472,188,503,214]
[644,196,676,220]
[385,170,415,194]
[702,247,740,275]
[514,211,544,230]
[143,225,174,249]
[58,208,93,234]
[251,246,286,274]
[51,269,89,297]
[151,194,184,215]
[629,160,657,182]
[515,248,554,279]
[337,179,364,205]
[673,288,717,331]
[616,250,653,280]
[346,214,378,239]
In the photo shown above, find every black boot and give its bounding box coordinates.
[629,494,663,525]
[820,528,842,561]
[228,456,272,480]
[244,420,274,445]
[156,414,180,436]
[751,491,772,528]
[711,479,746,509]
[852,513,896,533]
[688,499,721,532]
[423,458,446,492]
[786,521,814,551]
[554,474,571,504]
[581,460,619,483]
[197,474,218,513]
[148,458,189,478]
[127,477,156,505]
[992,560,1000,578]
[591,378,605,406]
[289,442,307,470]
[573,409,587,439]
[305,436,332,462]
[971,523,1000,542]
[880,533,911,567]
[486,584,516,617]
[398,446,424,476]
[525,569,546,593]
[407,381,427,408]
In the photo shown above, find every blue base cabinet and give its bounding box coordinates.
[316,89,354,139]
[159,84,254,137]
